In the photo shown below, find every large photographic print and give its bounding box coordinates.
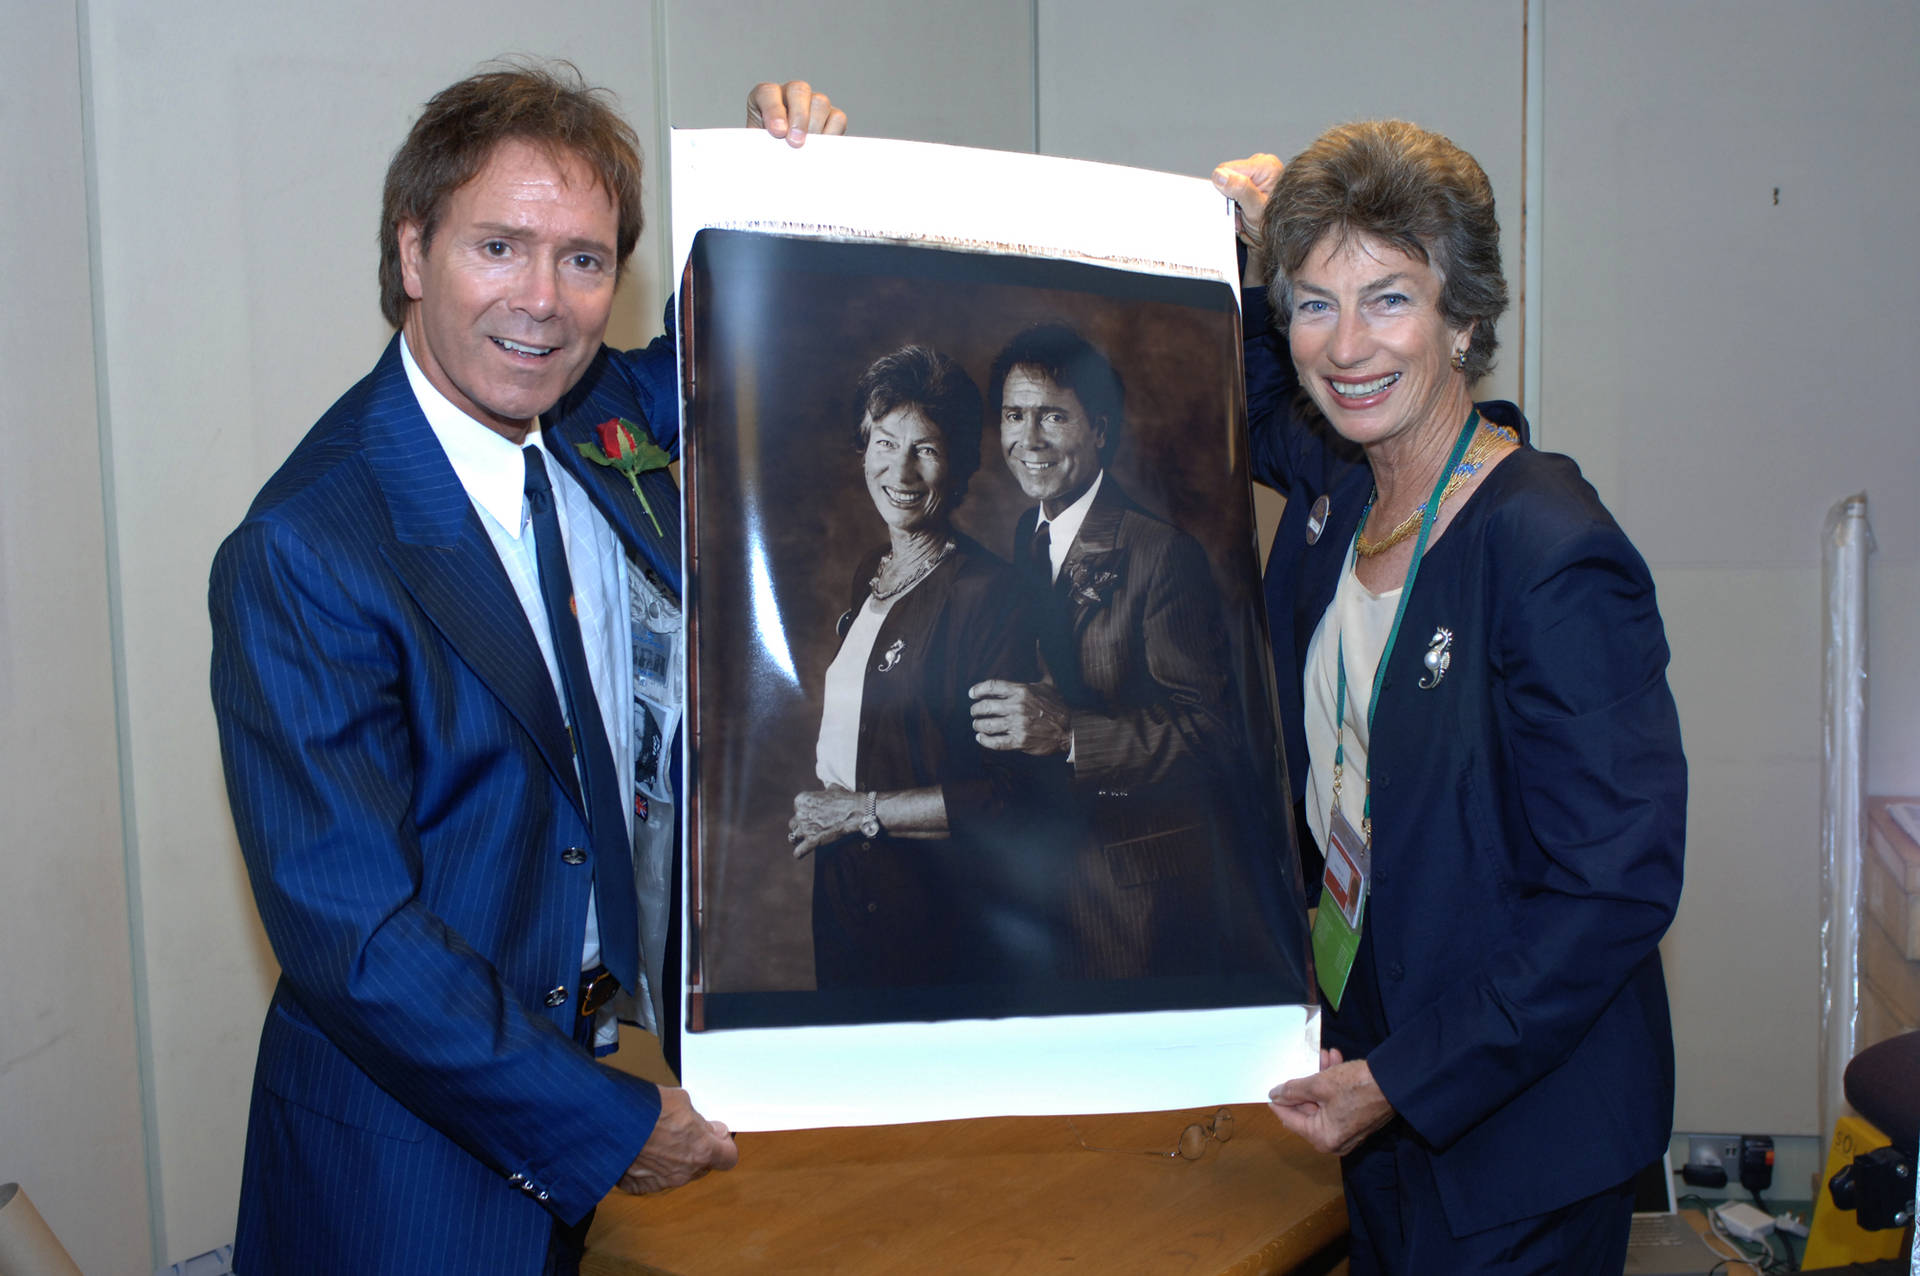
[671,134,1315,1128]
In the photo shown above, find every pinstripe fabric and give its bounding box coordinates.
[212,335,679,1274]
[1018,477,1236,979]
[1033,478,1231,779]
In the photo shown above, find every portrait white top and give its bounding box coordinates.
[1302,538,1401,853]
[814,588,904,791]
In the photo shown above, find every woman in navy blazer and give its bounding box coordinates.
[1215,122,1686,1273]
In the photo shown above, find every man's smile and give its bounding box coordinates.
[491,337,557,357]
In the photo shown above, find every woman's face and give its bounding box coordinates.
[862,405,952,536]
[1286,232,1473,456]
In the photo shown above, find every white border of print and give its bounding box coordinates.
[670,129,1316,1131]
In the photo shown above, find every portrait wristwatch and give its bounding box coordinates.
[860,791,881,839]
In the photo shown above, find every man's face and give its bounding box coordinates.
[398,138,620,442]
[999,366,1106,519]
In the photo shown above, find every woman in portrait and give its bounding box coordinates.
[1213,122,1686,1272]
[787,345,1053,991]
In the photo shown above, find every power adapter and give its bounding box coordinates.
[1715,1201,1776,1243]
[1740,1134,1775,1193]
[1681,1161,1728,1189]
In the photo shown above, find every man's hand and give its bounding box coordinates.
[617,1086,738,1196]
[1268,1048,1395,1157]
[746,80,848,147]
[788,785,862,859]
[969,678,1072,757]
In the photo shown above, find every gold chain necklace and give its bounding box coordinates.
[1355,421,1518,557]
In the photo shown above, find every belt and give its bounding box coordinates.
[578,965,620,1018]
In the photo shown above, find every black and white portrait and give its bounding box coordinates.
[682,230,1309,1030]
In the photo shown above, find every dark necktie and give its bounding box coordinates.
[1025,519,1053,591]
[523,447,641,993]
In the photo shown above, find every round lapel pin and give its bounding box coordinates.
[1305,494,1331,545]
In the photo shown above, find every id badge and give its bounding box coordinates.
[1311,804,1371,1009]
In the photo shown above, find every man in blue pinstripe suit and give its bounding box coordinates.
[210,65,843,1274]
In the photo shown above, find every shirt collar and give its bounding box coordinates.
[1037,469,1105,576]
[401,333,551,539]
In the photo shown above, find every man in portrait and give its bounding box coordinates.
[968,322,1236,980]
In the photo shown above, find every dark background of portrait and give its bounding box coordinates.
[681,231,1303,1022]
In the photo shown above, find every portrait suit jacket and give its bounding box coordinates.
[211,333,683,1275]
[1244,291,1686,1234]
[1017,476,1235,975]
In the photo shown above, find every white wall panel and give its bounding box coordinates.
[1542,1,1920,1133]
[662,0,1036,150]
[0,1,152,1271]
[1036,0,1527,407]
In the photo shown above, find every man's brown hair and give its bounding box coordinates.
[377,60,644,328]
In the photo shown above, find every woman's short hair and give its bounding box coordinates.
[377,60,645,329]
[987,323,1125,462]
[851,346,986,503]
[1262,119,1507,381]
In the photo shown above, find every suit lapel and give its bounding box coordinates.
[546,356,683,597]
[357,338,582,809]
[1060,477,1129,646]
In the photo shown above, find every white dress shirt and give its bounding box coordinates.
[1034,469,1105,583]
[400,335,634,975]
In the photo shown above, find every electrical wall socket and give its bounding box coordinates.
[1688,1135,1742,1173]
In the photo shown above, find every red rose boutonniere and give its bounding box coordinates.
[575,418,672,537]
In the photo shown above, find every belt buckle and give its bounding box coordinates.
[578,966,619,1018]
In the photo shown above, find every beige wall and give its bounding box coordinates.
[0,2,153,1273]
[1537,0,1920,1134]
[1036,0,1525,406]
[7,0,1915,1266]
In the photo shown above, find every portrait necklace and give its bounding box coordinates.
[871,538,956,600]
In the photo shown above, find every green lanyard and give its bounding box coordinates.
[1332,408,1480,841]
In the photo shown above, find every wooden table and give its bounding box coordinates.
[582,1103,1347,1275]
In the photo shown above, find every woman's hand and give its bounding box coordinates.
[1267,1047,1396,1157]
[788,785,863,858]
[1212,153,1284,283]
[746,80,848,146]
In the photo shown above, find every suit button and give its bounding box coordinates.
[866,901,878,913]
[561,846,588,866]
[1385,962,1404,982]
[544,986,568,1008]
[536,1190,551,1202]
[860,840,872,851]
[1374,868,1388,888]
[508,1172,526,1185]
